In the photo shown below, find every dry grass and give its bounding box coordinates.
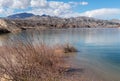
[0,40,103,81]
[0,39,79,81]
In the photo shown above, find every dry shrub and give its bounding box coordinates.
[62,44,78,53]
[0,41,69,81]
[54,43,78,54]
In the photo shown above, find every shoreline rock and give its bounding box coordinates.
[0,19,21,34]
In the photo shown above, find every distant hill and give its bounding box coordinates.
[7,13,35,19]
[12,16,120,29]
[5,13,120,30]
[110,19,120,24]
[0,12,119,34]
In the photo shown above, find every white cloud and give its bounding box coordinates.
[30,7,120,19]
[0,8,4,13]
[0,0,87,16]
[49,1,71,10]
[0,0,31,9]
[29,0,74,17]
[0,0,13,7]
[0,0,120,19]
[80,1,88,5]
[28,7,72,17]
[12,0,31,9]
[80,8,120,19]
[5,0,120,19]
[69,1,88,6]
[0,8,14,16]
[31,0,47,7]
[28,8,54,16]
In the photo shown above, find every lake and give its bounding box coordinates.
[0,28,120,81]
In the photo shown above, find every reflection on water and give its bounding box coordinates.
[0,28,120,81]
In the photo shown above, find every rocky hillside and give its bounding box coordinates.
[0,13,120,34]
[110,19,120,24]
[0,19,21,33]
[13,16,120,29]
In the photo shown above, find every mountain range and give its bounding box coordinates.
[0,13,120,34]
[7,13,35,19]
[7,13,50,19]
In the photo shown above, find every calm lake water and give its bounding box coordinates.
[0,28,120,81]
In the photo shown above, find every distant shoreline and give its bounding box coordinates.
[0,16,120,34]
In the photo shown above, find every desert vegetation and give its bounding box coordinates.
[0,38,79,81]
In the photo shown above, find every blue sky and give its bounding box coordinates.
[0,0,120,19]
